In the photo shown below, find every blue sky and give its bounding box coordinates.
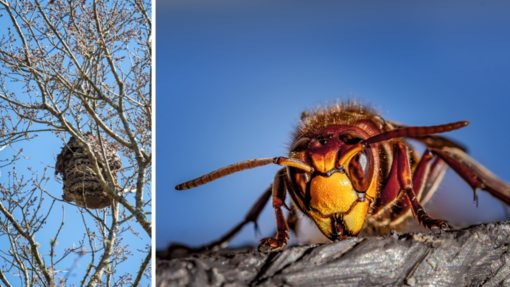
[0,102,151,285]
[0,6,151,286]
[158,0,510,250]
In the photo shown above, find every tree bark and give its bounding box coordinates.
[157,221,510,286]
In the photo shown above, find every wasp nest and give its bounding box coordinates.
[55,132,122,209]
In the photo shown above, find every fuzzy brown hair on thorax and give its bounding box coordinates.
[293,102,385,140]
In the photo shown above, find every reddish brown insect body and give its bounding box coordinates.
[174,103,510,253]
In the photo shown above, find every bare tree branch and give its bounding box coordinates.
[0,0,151,284]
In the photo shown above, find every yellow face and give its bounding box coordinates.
[306,171,376,239]
[288,130,378,240]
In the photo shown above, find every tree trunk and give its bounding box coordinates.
[157,221,510,286]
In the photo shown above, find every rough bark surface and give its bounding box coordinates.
[55,132,122,209]
[157,221,510,286]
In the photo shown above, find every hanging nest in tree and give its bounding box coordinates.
[55,132,122,209]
